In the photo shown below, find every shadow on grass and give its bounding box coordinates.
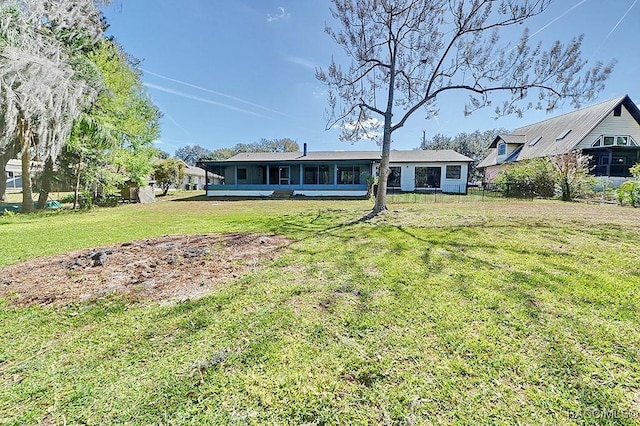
[169,194,211,202]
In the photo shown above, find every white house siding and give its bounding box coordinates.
[576,107,640,149]
[374,162,469,193]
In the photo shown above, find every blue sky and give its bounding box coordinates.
[102,1,639,154]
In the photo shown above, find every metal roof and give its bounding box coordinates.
[202,149,473,164]
[479,95,640,168]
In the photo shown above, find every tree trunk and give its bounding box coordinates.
[0,157,6,203]
[372,43,397,215]
[373,122,392,214]
[18,115,34,213]
[36,157,54,209]
[21,141,33,213]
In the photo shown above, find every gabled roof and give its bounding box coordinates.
[184,164,206,178]
[478,95,640,168]
[205,149,473,164]
[491,134,526,146]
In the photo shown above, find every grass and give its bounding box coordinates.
[1,195,639,424]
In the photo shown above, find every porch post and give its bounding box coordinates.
[266,165,270,186]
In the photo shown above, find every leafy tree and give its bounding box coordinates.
[153,158,186,196]
[189,138,300,162]
[207,147,236,161]
[254,138,299,153]
[551,150,594,201]
[420,128,508,180]
[155,149,171,160]
[0,0,106,212]
[57,39,161,208]
[318,0,614,215]
[175,144,212,165]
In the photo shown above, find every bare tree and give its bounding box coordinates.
[317,0,614,215]
[0,0,106,212]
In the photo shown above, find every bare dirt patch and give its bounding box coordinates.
[0,233,290,307]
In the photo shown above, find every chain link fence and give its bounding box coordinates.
[385,184,506,204]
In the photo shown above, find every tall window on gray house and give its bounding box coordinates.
[498,143,506,155]
[304,165,332,184]
[337,166,360,184]
[237,168,248,181]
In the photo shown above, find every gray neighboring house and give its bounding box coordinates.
[197,147,473,198]
[182,163,211,190]
[478,95,640,185]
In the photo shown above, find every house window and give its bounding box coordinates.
[415,167,441,188]
[446,165,461,180]
[614,104,622,117]
[592,135,638,147]
[497,143,506,156]
[237,168,247,180]
[337,166,360,184]
[387,167,401,187]
[304,165,332,185]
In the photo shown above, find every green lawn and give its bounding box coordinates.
[1,196,639,424]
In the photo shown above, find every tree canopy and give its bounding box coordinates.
[0,1,162,210]
[318,0,615,215]
[420,128,508,179]
[58,38,161,208]
[0,0,107,210]
[176,138,300,164]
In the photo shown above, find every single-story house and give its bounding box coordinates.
[197,147,473,198]
[182,163,213,190]
[478,94,640,184]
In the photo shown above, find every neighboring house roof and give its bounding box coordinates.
[4,159,43,174]
[183,164,206,178]
[5,159,22,173]
[210,149,473,163]
[478,95,640,168]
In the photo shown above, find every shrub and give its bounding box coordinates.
[61,190,93,209]
[618,163,640,207]
[618,181,640,207]
[493,159,555,198]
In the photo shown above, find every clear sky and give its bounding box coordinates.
[102,1,639,154]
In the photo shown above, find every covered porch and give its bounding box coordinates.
[584,147,640,177]
[200,161,371,197]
